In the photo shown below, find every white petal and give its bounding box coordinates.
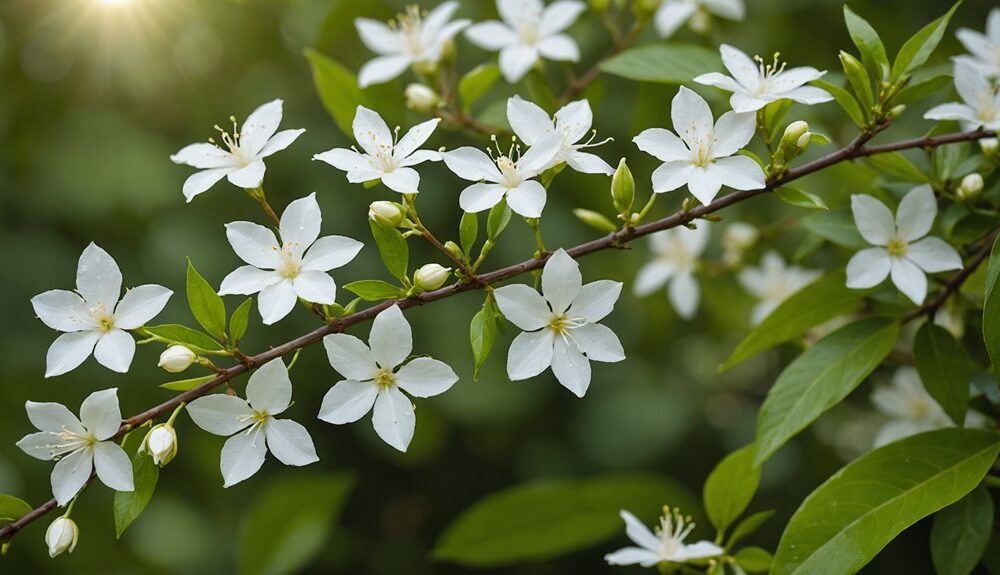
[76,243,122,308]
[182,168,231,202]
[355,18,400,54]
[686,165,724,206]
[443,147,503,182]
[372,386,416,452]
[464,21,518,51]
[92,441,134,492]
[258,129,305,158]
[498,0,544,25]
[395,118,440,159]
[507,330,554,381]
[924,103,979,124]
[226,160,266,189]
[31,290,95,332]
[507,96,554,144]
[170,143,236,169]
[51,449,93,506]
[669,271,700,319]
[719,44,762,91]
[319,379,379,424]
[257,280,298,325]
[220,428,268,487]
[651,161,696,193]
[542,249,582,314]
[954,60,991,107]
[506,180,547,218]
[693,71,744,94]
[634,128,691,163]
[782,85,834,106]
[654,1,696,38]
[93,329,135,374]
[186,394,253,436]
[712,155,766,190]
[552,337,591,396]
[540,1,586,35]
[314,148,375,175]
[353,106,393,155]
[279,193,322,250]
[704,0,745,19]
[851,195,895,246]
[358,55,412,88]
[113,285,172,330]
[226,221,281,269]
[25,402,84,435]
[569,280,621,323]
[675,541,725,561]
[45,331,101,378]
[395,358,459,398]
[671,87,714,149]
[605,547,663,567]
[566,152,614,175]
[79,388,122,441]
[499,44,539,83]
[264,419,318,466]
[292,270,337,305]
[536,35,580,62]
[246,358,292,415]
[572,323,625,362]
[634,261,674,297]
[895,185,936,242]
[906,237,963,273]
[620,510,661,551]
[16,432,61,461]
[241,99,283,157]
[519,133,563,173]
[219,266,282,295]
[494,284,552,331]
[460,183,507,213]
[369,305,412,370]
[382,167,421,194]
[323,334,379,381]
[399,149,441,167]
[846,248,892,288]
[712,111,756,157]
[891,257,928,304]
[301,236,364,272]
[730,93,774,113]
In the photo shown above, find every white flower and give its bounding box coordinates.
[465,0,586,83]
[313,106,441,194]
[16,389,134,506]
[170,99,305,202]
[158,345,196,373]
[605,508,723,567]
[870,367,953,447]
[45,517,79,558]
[633,223,709,320]
[142,424,178,466]
[846,185,962,305]
[955,8,1000,77]
[319,305,458,452]
[493,249,624,397]
[738,252,820,325]
[414,263,452,291]
[722,221,758,266]
[31,244,172,378]
[186,359,318,487]
[442,134,562,217]
[924,60,1000,131]
[654,0,744,39]
[355,2,471,88]
[694,45,832,113]
[219,193,363,325]
[507,96,614,175]
[633,86,765,206]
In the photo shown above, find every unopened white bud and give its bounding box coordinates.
[158,345,196,373]
[797,132,813,150]
[414,263,451,291]
[143,424,178,466]
[369,201,404,229]
[45,517,78,558]
[958,173,984,200]
[981,137,999,156]
[405,84,439,113]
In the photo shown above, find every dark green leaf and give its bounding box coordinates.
[772,428,1000,575]
[114,424,159,538]
[866,152,929,182]
[727,510,775,548]
[914,322,970,424]
[843,6,889,79]
[931,486,993,575]
[0,495,32,524]
[775,187,828,210]
[229,298,253,344]
[304,49,364,138]
[470,297,498,381]
[142,324,224,353]
[704,445,760,536]
[735,547,774,573]
[187,259,226,341]
[891,2,961,80]
[812,79,866,127]
[801,209,867,248]
[600,43,722,84]
[369,220,409,281]
[984,234,1000,382]
[160,374,216,392]
[459,64,501,113]
[460,211,479,256]
[890,74,952,106]
[343,279,405,302]
[487,199,512,239]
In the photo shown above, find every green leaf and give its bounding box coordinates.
[459,64,501,113]
[470,297,498,381]
[343,279,405,302]
[433,474,699,567]
[229,298,253,344]
[525,70,559,112]
[889,74,952,106]
[114,424,159,538]
[843,6,889,79]
[159,374,216,392]
[914,322,970,425]
[891,2,961,80]
[703,445,760,536]
[735,547,774,573]
[931,486,993,575]
[237,473,355,575]
[305,49,364,138]
[487,199,512,239]
[460,211,479,256]
[801,209,867,248]
[142,324,224,353]
[754,317,900,465]
[839,51,874,111]
[775,186,828,210]
[866,152,929,182]
[812,79,866,127]
[0,494,32,524]
[369,220,409,281]
[187,259,226,341]
[984,234,1000,382]
[722,271,865,370]
[600,43,722,84]
[772,428,1000,575]
[727,510,775,548]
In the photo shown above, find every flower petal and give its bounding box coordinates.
[182,168,232,202]
[186,394,253,436]
[246,358,292,415]
[890,257,928,304]
[540,0,586,35]
[395,358,459,398]
[170,143,236,169]
[93,441,134,492]
[895,185,937,242]
[686,165,724,206]
[654,1,696,38]
[542,249,582,314]
[566,152,614,175]
[45,331,101,378]
[355,18,400,54]
[846,248,891,289]
[76,243,122,308]
[620,510,661,551]
[264,419,318,466]
[704,0,745,19]
[258,280,298,325]
[292,270,337,305]
[634,261,675,297]
[258,129,305,158]
[226,160,266,189]
[693,72,744,95]
[669,271,700,319]
[301,235,363,272]
[572,323,625,362]
[220,428,268,487]
[634,128,691,163]
[358,55,412,88]
[113,285,172,330]
[25,401,84,435]
[464,21,518,51]
[507,96,554,145]
[712,111,756,157]
[536,34,580,62]
[51,449,93,506]
[712,155,766,190]
[319,379,379,424]
[459,183,507,213]
[369,305,412,370]
[219,266,282,295]
[372,386,416,452]
[604,547,663,567]
[79,388,122,441]
[279,193,322,250]
[719,43,760,91]
[494,284,552,331]
[499,44,538,83]
[507,329,554,381]
[323,334,379,381]
[906,237,963,273]
[395,118,441,159]
[313,148,371,174]
[382,167,421,194]
[675,541,725,561]
[782,85,834,106]
[31,290,95,332]
[651,161,696,193]
[671,87,714,149]
[569,280,622,323]
[242,99,284,157]
[226,221,281,269]
[16,432,61,461]
[93,329,135,374]
[551,337,591,397]
[506,180,547,218]
[851,194,895,246]
[353,106,393,155]
[443,147,503,182]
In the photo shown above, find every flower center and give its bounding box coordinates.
[887,237,908,257]
[90,304,115,332]
[517,17,541,45]
[48,429,96,460]
[211,116,249,166]
[655,506,697,560]
[277,244,302,279]
[752,52,787,95]
[393,6,427,58]
[375,368,396,388]
[548,313,570,335]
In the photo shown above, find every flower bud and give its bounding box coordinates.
[611,158,635,214]
[958,173,984,200]
[158,345,196,374]
[414,264,451,291]
[573,209,618,233]
[368,201,404,229]
[589,0,611,12]
[797,132,813,151]
[143,423,178,466]
[888,104,906,119]
[444,241,464,260]
[405,84,440,113]
[981,137,999,156]
[780,121,809,149]
[45,517,78,558]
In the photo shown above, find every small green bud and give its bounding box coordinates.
[958,173,984,200]
[888,104,906,118]
[779,121,809,149]
[573,209,618,233]
[369,201,405,229]
[444,241,464,260]
[414,263,451,291]
[981,137,999,156]
[405,84,440,113]
[589,0,611,12]
[611,158,635,214]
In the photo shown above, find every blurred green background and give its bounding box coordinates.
[0,0,994,573]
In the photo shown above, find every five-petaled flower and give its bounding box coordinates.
[186,359,318,487]
[634,86,765,206]
[633,223,709,320]
[219,193,363,325]
[694,44,832,112]
[870,367,985,447]
[17,388,134,506]
[319,305,458,452]
[507,96,614,175]
[924,60,1000,131]
[846,185,962,305]
[738,251,820,325]
[355,2,471,88]
[170,99,305,202]
[605,507,723,567]
[654,0,745,39]
[465,0,586,83]
[955,8,1000,77]
[314,106,441,195]
[31,243,172,378]
[493,249,625,397]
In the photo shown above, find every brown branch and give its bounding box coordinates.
[1,126,995,542]
[903,229,999,323]
[558,17,647,105]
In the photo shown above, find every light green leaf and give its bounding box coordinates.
[433,474,699,567]
[812,79,866,127]
[775,187,828,210]
[304,49,364,138]
[459,64,501,113]
[839,51,874,111]
[187,259,227,341]
[801,209,867,248]
[487,199,512,239]
[369,220,409,282]
[237,473,355,575]
[735,547,774,573]
[470,297,497,381]
[754,318,900,465]
[114,424,158,538]
[229,298,253,344]
[600,43,722,84]
[343,280,405,302]
[772,428,1000,575]
[460,211,479,256]
[573,208,618,233]
[727,510,775,548]
[0,495,32,524]
[914,322,970,425]
[983,234,1000,382]
[891,2,960,80]
[722,271,865,370]
[703,445,760,536]
[931,486,993,575]
[141,324,224,353]
[866,152,929,182]
[890,74,952,106]
[159,374,216,392]
[843,6,889,79]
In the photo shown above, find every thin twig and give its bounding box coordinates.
[902,229,999,323]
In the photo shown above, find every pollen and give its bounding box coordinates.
[887,237,908,257]
[375,368,396,388]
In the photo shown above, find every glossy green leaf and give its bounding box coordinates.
[890,74,952,106]
[459,64,501,113]
[460,211,479,256]
[114,424,158,538]
[931,486,993,575]
[843,6,889,79]
[914,322,970,424]
[229,298,253,344]
[754,318,899,465]
[369,220,409,282]
[775,186,828,210]
[866,152,929,182]
[891,2,960,80]
[343,279,405,302]
[801,209,867,248]
[487,199,512,239]
[735,546,774,573]
[727,510,775,548]
[839,51,874,110]
[812,79,866,127]
[984,234,1000,382]
[722,271,865,370]
[470,297,498,381]
[142,324,224,353]
[187,259,226,341]
[703,445,760,536]
[600,43,722,84]
[159,374,216,392]
[305,49,364,138]
[0,494,32,524]
[772,428,1000,575]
